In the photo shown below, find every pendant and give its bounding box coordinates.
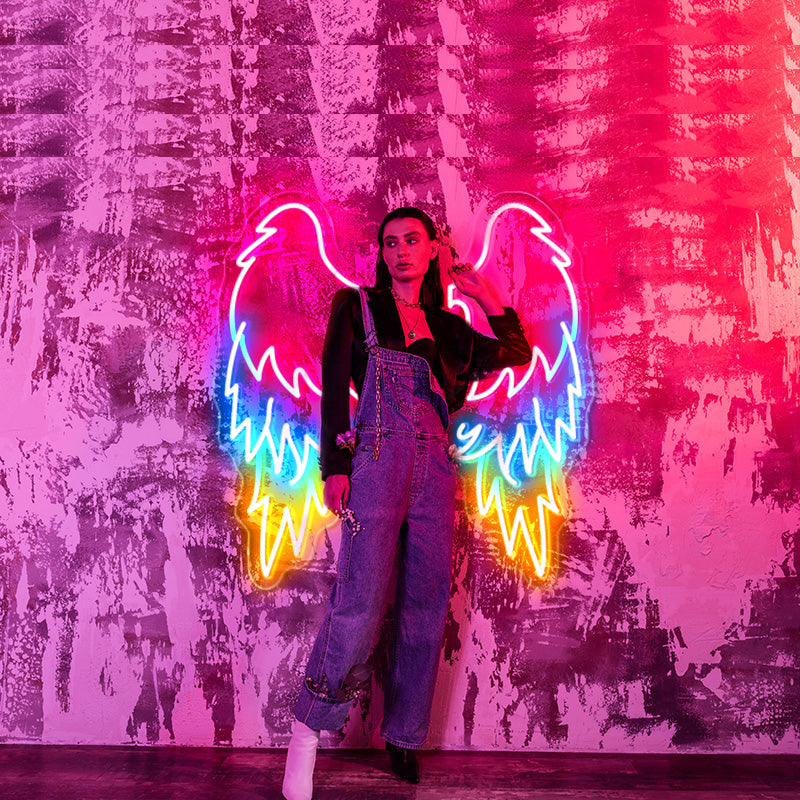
[409,331,416,339]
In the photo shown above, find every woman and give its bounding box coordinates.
[282,207,532,800]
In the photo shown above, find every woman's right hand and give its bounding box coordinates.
[324,474,351,515]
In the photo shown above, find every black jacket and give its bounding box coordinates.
[320,287,532,479]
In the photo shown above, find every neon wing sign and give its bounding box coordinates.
[220,195,589,588]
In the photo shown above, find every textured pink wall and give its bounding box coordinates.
[1,0,799,751]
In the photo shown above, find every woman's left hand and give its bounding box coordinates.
[449,262,483,297]
[449,262,505,315]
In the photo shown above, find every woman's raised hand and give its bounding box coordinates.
[449,261,483,297]
[448,261,505,316]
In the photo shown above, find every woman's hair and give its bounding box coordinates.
[374,206,444,309]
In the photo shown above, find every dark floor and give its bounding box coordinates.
[0,745,799,799]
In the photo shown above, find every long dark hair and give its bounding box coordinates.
[374,206,444,309]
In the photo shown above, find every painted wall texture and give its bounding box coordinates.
[2,0,800,752]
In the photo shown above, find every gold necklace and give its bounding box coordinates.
[390,288,421,306]
[392,293,422,340]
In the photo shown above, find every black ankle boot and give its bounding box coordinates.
[385,742,420,784]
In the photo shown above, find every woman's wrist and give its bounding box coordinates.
[474,286,504,316]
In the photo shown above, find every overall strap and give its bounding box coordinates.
[358,288,379,350]
[358,287,383,460]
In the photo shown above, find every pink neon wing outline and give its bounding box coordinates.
[443,198,589,578]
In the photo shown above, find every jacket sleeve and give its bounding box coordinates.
[319,288,357,480]
[468,307,532,379]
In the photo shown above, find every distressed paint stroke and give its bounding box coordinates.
[1,0,799,752]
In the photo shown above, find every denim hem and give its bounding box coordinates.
[381,731,425,750]
[294,682,352,732]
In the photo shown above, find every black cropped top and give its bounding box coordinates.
[404,337,445,392]
[320,287,533,479]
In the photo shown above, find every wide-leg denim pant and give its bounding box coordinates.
[294,296,457,749]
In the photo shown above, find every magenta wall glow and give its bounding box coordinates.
[1,0,799,751]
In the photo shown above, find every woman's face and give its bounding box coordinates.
[381,217,437,285]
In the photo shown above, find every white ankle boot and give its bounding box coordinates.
[282,720,320,800]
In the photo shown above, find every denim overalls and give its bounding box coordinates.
[294,288,458,749]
